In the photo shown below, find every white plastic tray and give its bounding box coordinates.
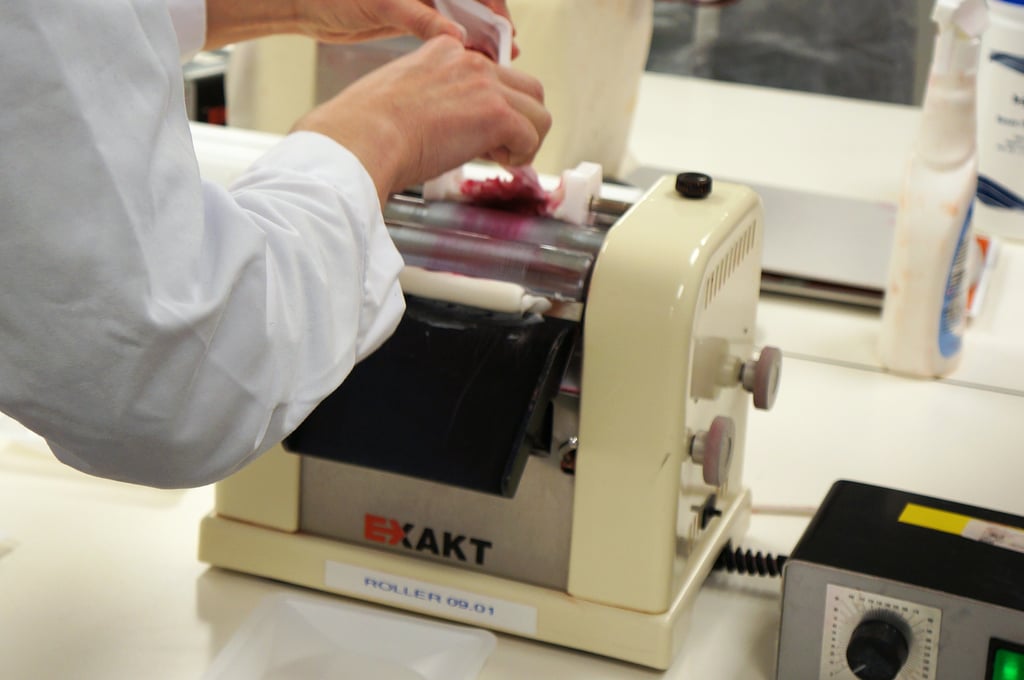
[203,593,496,680]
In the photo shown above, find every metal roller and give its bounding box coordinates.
[383,197,611,302]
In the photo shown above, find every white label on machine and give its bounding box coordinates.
[961,519,1024,555]
[324,561,538,635]
[899,503,1024,555]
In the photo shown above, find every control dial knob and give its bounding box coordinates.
[739,346,782,410]
[845,618,910,680]
[689,416,735,486]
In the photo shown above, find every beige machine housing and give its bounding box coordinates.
[199,175,770,669]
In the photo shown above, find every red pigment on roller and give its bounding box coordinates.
[460,167,564,217]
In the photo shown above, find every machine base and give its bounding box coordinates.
[198,487,751,670]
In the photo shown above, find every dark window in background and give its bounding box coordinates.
[646,0,933,106]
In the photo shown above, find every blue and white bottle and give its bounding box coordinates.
[975,0,1024,240]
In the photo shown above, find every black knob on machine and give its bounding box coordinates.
[675,172,713,199]
[845,618,910,680]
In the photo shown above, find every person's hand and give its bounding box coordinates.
[292,35,550,204]
[204,1,518,56]
[296,0,519,57]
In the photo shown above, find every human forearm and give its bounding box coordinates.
[202,0,515,51]
[204,0,301,50]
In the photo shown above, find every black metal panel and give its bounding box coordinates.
[791,480,1024,612]
[285,296,577,497]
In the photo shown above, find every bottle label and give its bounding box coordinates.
[990,51,1024,77]
[939,202,973,358]
[978,174,1024,210]
[977,50,1024,212]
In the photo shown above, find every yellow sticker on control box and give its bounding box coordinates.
[899,503,1024,555]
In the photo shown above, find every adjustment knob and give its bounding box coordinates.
[740,346,782,410]
[675,172,713,199]
[845,619,910,680]
[689,416,735,486]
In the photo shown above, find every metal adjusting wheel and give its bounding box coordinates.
[690,416,735,487]
[740,346,782,410]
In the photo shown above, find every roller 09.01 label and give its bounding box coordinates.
[324,561,538,635]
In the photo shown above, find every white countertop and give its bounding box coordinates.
[2,74,1022,679]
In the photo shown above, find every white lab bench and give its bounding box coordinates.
[1,74,1022,679]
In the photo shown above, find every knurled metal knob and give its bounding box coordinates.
[741,346,782,410]
[690,416,735,487]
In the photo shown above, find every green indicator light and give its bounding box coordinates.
[995,649,1024,680]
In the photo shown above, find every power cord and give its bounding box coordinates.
[714,542,788,577]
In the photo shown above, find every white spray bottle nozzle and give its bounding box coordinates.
[930,0,988,74]
[932,0,988,36]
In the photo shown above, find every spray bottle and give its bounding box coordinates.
[878,0,988,378]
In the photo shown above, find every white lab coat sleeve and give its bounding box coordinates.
[167,0,207,59]
[0,0,405,488]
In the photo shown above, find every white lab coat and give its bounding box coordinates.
[0,0,405,487]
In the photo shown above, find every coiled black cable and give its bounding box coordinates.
[714,542,788,577]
